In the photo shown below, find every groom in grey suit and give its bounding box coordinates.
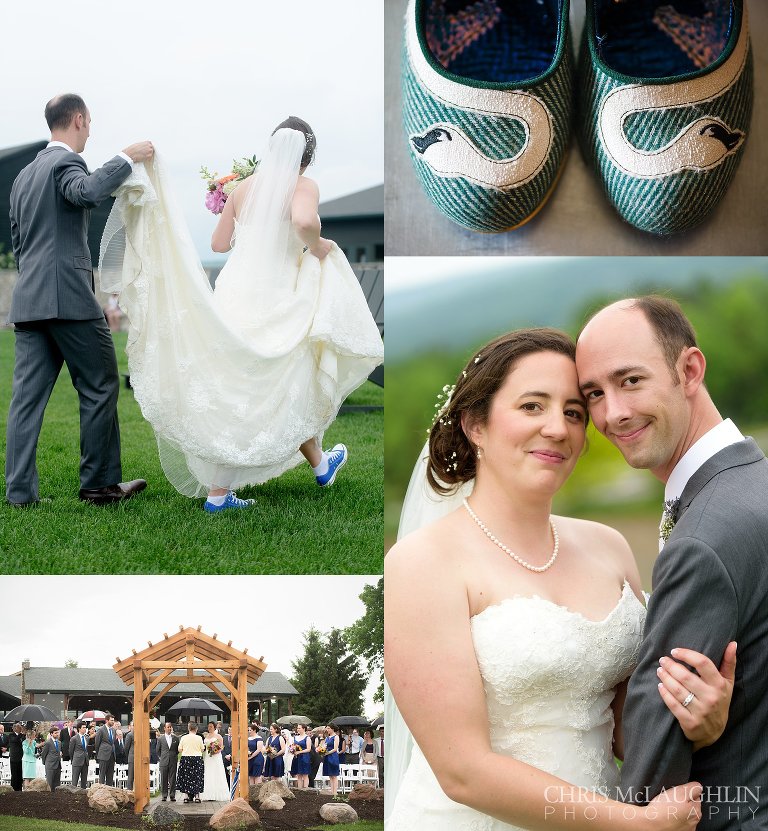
[6,93,153,506]
[577,296,768,829]
[70,722,90,789]
[95,714,117,785]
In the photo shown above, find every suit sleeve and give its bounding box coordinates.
[10,208,20,263]
[94,728,102,756]
[41,740,49,764]
[54,153,132,209]
[619,536,738,802]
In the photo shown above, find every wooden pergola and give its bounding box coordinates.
[113,626,267,813]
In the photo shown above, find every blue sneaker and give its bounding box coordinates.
[203,491,256,513]
[316,444,348,487]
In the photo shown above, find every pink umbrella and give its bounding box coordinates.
[80,710,107,722]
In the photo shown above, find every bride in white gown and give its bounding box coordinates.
[99,120,383,505]
[201,724,230,801]
[385,329,735,831]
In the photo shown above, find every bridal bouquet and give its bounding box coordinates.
[207,738,223,756]
[200,155,259,215]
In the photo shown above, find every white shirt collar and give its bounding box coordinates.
[665,418,745,503]
[47,140,77,154]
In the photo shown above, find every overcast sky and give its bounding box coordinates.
[1,0,383,263]
[0,575,382,716]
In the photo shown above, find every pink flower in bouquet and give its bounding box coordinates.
[205,185,227,215]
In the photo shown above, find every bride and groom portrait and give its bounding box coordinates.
[5,94,383,516]
[385,294,768,830]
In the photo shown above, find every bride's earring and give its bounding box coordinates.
[476,447,483,460]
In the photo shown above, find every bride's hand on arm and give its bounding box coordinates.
[657,642,737,750]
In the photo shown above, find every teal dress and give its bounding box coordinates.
[22,739,37,779]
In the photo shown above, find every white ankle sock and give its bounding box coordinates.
[207,493,228,506]
[313,453,329,476]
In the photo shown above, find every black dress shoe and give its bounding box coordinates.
[161,796,167,801]
[79,479,147,505]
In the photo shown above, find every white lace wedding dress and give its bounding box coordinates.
[99,130,383,497]
[201,734,230,801]
[387,581,646,831]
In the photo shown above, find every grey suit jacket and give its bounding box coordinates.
[41,737,61,772]
[69,732,89,768]
[156,733,179,769]
[94,724,116,762]
[8,146,131,323]
[124,730,133,760]
[621,439,768,829]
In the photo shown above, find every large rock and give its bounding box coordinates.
[319,802,359,824]
[56,785,82,795]
[0,785,14,796]
[150,802,184,826]
[348,783,383,801]
[258,779,294,801]
[87,783,133,809]
[25,778,51,792]
[209,797,261,829]
[259,793,285,810]
[88,789,119,814]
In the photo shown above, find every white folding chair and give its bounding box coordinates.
[114,764,128,788]
[149,763,160,793]
[359,764,379,787]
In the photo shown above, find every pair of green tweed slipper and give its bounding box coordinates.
[402,0,752,235]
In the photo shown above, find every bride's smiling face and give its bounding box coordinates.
[467,351,587,495]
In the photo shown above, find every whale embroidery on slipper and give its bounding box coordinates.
[405,0,553,191]
[597,5,749,179]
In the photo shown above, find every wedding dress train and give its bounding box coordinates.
[99,133,383,496]
[387,581,645,830]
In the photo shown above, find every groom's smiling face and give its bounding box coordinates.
[576,303,690,478]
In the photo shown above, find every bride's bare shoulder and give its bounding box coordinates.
[385,509,465,576]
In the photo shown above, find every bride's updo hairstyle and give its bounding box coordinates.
[273,116,316,168]
[427,328,580,495]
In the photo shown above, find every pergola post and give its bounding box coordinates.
[238,662,249,800]
[133,663,149,814]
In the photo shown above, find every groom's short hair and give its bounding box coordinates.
[45,94,87,131]
[627,296,699,378]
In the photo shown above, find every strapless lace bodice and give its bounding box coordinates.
[388,581,646,831]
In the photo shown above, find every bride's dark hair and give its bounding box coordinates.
[273,116,316,168]
[427,328,582,495]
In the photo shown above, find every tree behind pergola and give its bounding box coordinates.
[113,626,267,813]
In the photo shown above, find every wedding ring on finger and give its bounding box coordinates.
[682,691,695,708]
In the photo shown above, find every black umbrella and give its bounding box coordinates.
[371,715,384,728]
[165,698,224,718]
[4,704,59,722]
[330,715,371,728]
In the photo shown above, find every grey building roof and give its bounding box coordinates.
[319,185,383,220]
[0,676,21,698]
[19,668,297,697]
[0,141,47,161]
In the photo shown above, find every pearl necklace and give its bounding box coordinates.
[462,498,559,573]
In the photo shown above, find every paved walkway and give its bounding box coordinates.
[148,795,228,815]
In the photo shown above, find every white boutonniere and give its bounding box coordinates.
[659,498,681,543]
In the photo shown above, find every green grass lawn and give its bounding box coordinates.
[0,330,383,574]
[308,823,383,831]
